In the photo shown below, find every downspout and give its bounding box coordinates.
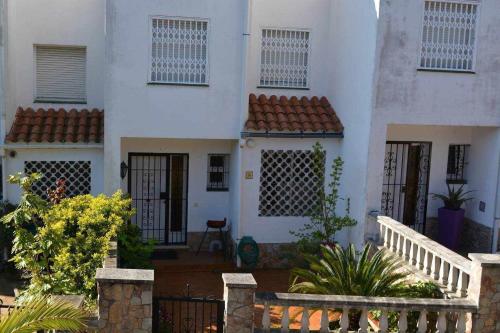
[0,0,7,201]
[236,0,253,249]
[492,139,500,253]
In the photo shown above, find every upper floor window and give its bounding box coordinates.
[150,17,209,85]
[447,144,470,184]
[35,46,87,103]
[259,28,310,89]
[420,1,479,72]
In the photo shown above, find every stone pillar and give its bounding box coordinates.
[96,268,154,333]
[222,273,257,333]
[468,253,500,333]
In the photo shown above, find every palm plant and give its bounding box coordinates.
[432,184,474,210]
[0,296,87,333]
[290,243,409,297]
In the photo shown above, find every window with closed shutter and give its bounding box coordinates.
[35,46,87,103]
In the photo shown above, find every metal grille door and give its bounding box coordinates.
[128,153,188,245]
[381,142,431,233]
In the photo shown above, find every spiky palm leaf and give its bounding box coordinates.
[0,296,87,333]
[432,184,474,210]
[289,244,409,297]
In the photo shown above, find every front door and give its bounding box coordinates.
[128,153,188,245]
[381,142,431,233]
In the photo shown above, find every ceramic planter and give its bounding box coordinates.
[438,207,465,251]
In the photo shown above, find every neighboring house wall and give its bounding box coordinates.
[4,0,105,123]
[3,148,104,203]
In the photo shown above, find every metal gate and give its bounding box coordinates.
[128,153,188,245]
[153,296,224,333]
[381,142,431,234]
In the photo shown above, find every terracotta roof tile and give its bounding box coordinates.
[6,107,104,144]
[245,94,344,134]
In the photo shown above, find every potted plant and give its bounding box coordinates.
[432,184,473,250]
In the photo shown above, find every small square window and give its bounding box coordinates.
[207,154,229,191]
[150,17,209,85]
[35,45,87,103]
[259,28,310,88]
[446,144,470,184]
[419,1,479,72]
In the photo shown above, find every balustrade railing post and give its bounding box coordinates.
[467,254,500,333]
[222,273,257,333]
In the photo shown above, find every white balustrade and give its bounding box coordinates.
[255,292,476,333]
[376,215,471,297]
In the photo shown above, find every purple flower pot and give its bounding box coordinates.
[438,207,465,251]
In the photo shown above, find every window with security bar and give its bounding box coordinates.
[259,150,324,217]
[24,161,91,199]
[207,154,229,191]
[420,1,479,72]
[260,29,310,88]
[150,17,209,85]
[447,144,470,184]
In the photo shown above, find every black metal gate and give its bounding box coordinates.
[381,142,432,233]
[153,296,224,333]
[128,153,189,245]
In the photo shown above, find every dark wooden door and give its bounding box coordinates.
[403,145,421,226]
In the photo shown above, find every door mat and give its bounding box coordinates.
[151,250,178,260]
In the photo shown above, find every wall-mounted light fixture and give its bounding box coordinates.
[120,161,128,179]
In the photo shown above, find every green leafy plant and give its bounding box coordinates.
[1,173,134,301]
[290,243,409,296]
[0,296,87,333]
[432,184,474,210]
[0,201,17,267]
[118,223,155,269]
[291,143,357,251]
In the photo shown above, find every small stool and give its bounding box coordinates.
[196,218,227,256]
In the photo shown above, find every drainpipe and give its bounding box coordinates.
[492,139,500,253]
[234,0,253,266]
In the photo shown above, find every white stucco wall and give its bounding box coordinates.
[3,148,104,203]
[4,0,105,128]
[238,137,346,244]
[120,138,237,233]
[374,0,500,126]
[326,0,380,247]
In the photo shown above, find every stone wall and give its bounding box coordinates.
[426,217,492,255]
[256,243,298,269]
[96,268,154,333]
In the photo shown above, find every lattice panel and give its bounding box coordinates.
[260,29,310,88]
[24,161,91,199]
[150,18,209,84]
[420,1,479,71]
[259,150,323,217]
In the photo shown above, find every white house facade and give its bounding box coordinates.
[1,0,499,264]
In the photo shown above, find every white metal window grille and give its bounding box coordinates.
[259,150,323,217]
[207,154,229,191]
[260,28,310,88]
[420,1,479,72]
[24,161,91,199]
[150,17,209,85]
[35,46,87,102]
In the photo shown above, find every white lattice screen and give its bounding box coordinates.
[259,150,323,217]
[24,161,91,199]
[150,17,209,84]
[420,1,479,71]
[260,29,310,88]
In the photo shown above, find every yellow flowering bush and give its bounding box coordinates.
[1,173,134,301]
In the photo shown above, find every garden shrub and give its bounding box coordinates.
[1,173,133,301]
[118,223,155,269]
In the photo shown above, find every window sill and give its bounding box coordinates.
[147,82,209,87]
[417,68,476,75]
[34,99,87,104]
[207,188,229,192]
[257,85,310,90]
